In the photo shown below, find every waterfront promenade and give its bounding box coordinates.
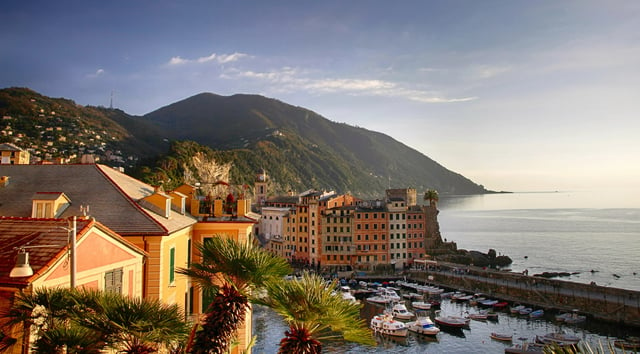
[402,262,640,327]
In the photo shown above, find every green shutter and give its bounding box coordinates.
[169,247,176,283]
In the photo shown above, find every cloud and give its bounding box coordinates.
[167,52,248,66]
[223,67,476,103]
[470,65,512,80]
[86,68,106,79]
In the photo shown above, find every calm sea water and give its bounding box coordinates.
[437,191,640,291]
[253,190,640,353]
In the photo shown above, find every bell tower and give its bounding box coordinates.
[254,169,268,207]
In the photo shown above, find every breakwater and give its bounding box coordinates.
[405,262,640,327]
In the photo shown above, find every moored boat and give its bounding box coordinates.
[370,313,409,337]
[504,343,544,353]
[613,338,640,350]
[535,332,580,346]
[529,309,544,318]
[555,310,586,324]
[391,303,415,320]
[411,301,432,310]
[518,307,532,315]
[434,310,470,328]
[406,313,440,336]
[491,332,513,342]
[493,301,509,309]
[510,305,525,314]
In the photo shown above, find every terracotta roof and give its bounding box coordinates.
[0,217,147,286]
[0,217,89,285]
[0,164,195,236]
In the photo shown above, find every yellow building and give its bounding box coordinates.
[0,143,30,164]
[187,184,259,354]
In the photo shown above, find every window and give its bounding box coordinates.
[105,268,123,293]
[169,247,176,284]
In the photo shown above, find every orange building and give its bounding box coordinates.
[353,200,388,270]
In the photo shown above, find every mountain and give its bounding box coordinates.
[140,93,489,197]
[0,87,166,165]
[0,87,490,198]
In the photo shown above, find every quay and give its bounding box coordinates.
[399,262,640,328]
[348,262,640,327]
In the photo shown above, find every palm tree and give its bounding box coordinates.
[255,272,375,354]
[2,287,189,354]
[424,189,439,207]
[177,236,291,354]
[72,288,189,353]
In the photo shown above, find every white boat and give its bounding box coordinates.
[411,301,432,310]
[339,286,358,304]
[467,312,489,321]
[518,307,532,315]
[370,313,409,337]
[367,295,396,304]
[510,305,526,314]
[391,303,415,320]
[406,314,440,336]
[402,292,423,300]
[434,310,470,328]
[479,299,499,307]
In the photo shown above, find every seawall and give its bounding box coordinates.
[406,262,640,328]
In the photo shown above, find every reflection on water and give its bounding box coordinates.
[253,294,640,353]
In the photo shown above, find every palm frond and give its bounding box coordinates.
[259,272,375,348]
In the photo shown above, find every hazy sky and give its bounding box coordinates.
[2,1,639,193]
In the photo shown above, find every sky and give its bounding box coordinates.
[2,0,639,193]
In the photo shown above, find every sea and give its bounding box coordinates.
[252,190,640,353]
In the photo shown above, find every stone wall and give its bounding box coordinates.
[409,263,640,327]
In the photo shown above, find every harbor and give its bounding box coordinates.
[253,275,640,353]
[405,261,640,328]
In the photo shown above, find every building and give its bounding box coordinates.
[0,164,196,317]
[0,143,30,165]
[0,217,147,353]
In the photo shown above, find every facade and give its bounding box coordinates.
[0,164,196,324]
[353,200,388,270]
[0,217,147,353]
[322,205,356,269]
[265,186,433,272]
[406,206,427,264]
[387,198,408,270]
[0,143,30,165]
[0,164,260,354]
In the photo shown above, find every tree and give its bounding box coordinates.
[255,272,375,354]
[177,236,291,354]
[1,287,189,354]
[424,189,439,207]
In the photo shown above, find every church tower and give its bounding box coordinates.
[254,169,268,206]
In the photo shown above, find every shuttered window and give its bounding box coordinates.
[105,268,123,294]
[169,247,176,284]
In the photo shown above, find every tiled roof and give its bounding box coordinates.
[97,165,196,233]
[0,164,195,236]
[0,217,147,286]
[0,217,89,285]
[0,143,23,151]
[265,196,299,205]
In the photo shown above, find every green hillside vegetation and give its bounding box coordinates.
[142,93,489,197]
[1,88,490,198]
